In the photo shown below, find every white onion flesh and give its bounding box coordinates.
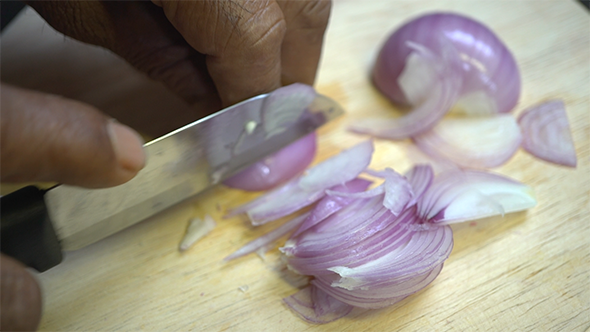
[413,114,522,168]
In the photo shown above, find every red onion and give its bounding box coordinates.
[351,12,521,139]
[223,132,317,191]
[518,100,577,167]
[412,114,522,168]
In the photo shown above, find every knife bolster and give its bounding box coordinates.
[1,186,63,272]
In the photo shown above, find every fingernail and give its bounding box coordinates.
[107,121,146,172]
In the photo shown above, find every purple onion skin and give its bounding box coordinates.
[223,132,317,191]
[373,12,521,114]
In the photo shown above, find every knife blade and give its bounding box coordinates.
[0,84,344,271]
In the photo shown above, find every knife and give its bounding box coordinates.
[0,84,344,272]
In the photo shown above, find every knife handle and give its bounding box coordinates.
[1,186,63,272]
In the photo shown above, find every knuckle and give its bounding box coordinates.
[293,0,332,30]
[221,0,287,53]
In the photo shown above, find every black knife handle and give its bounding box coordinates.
[1,186,63,272]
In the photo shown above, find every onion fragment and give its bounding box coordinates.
[179,215,216,252]
[518,100,577,167]
[413,114,522,168]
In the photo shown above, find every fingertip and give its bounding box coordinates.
[107,121,146,175]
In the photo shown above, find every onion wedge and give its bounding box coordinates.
[418,169,537,224]
[413,114,522,168]
[518,100,577,167]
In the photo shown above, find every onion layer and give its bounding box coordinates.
[518,100,577,167]
[412,114,522,168]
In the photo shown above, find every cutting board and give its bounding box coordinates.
[1,1,588,331]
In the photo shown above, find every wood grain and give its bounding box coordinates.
[1,1,588,331]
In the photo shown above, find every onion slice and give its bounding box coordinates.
[418,169,537,224]
[412,114,522,168]
[349,46,461,140]
[226,141,374,225]
[518,100,577,167]
[223,212,310,261]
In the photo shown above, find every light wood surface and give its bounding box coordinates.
[1,1,589,331]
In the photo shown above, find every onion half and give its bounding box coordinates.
[372,12,520,115]
[518,100,577,167]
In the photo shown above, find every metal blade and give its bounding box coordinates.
[44,85,344,250]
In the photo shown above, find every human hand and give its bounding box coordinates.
[2,1,330,329]
[27,0,332,113]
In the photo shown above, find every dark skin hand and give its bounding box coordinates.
[0,1,331,330]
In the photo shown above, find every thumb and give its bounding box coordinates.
[1,84,146,188]
[0,254,42,331]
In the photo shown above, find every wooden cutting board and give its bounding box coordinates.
[1,1,588,331]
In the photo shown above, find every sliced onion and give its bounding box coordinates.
[226,141,374,225]
[223,132,317,191]
[518,100,577,167]
[223,212,310,261]
[223,139,538,323]
[413,114,522,168]
[418,169,537,224]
